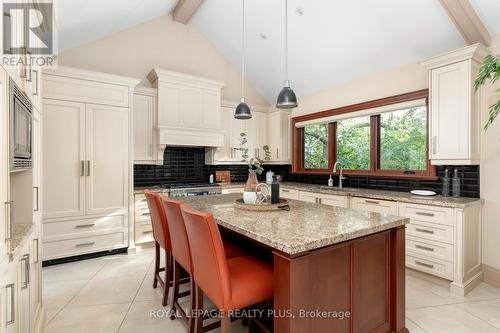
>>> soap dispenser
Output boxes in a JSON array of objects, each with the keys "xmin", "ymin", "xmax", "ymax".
[
  {"xmin": 328, "ymin": 174, "xmax": 333, "ymax": 187},
  {"xmin": 452, "ymin": 169, "xmax": 461, "ymax": 197}
]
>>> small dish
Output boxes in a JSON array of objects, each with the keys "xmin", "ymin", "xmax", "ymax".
[{"xmin": 410, "ymin": 190, "xmax": 437, "ymax": 196}]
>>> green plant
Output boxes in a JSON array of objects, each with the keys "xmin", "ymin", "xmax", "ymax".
[
  {"xmin": 475, "ymin": 55, "xmax": 500, "ymax": 130},
  {"xmin": 238, "ymin": 132, "xmax": 271, "ymax": 174}
]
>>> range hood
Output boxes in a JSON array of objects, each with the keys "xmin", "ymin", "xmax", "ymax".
[{"xmin": 147, "ymin": 68, "xmax": 225, "ymax": 148}]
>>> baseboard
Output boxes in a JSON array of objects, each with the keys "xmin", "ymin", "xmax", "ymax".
[
  {"xmin": 450, "ymin": 271, "xmax": 483, "ymax": 296},
  {"xmin": 483, "ymin": 264, "xmax": 500, "ymax": 289}
]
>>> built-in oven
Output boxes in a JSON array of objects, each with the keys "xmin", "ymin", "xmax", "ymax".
[{"xmin": 10, "ymin": 78, "xmax": 33, "ymax": 170}]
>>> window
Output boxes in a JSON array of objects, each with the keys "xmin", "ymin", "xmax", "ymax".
[
  {"xmin": 304, "ymin": 123, "xmax": 329, "ymax": 169},
  {"xmin": 337, "ymin": 116, "xmax": 370, "ymax": 170},
  {"xmin": 380, "ymin": 106, "xmax": 427, "ymax": 171},
  {"xmin": 292, "ymin": 90, "xmax": 435, "ymax": 179}
]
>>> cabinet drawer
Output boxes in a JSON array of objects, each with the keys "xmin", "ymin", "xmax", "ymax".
[
  {"xmin": 280, "ymin": 187, "xmax": 299, "ymax": 200},
  {"xmin": 406, "ymin": 254, "xmax": 453, "ymax": 280},
  {"xmin": 317, "ymin": 193, "xmax": 348, "ymax": 208},
  {"xmin": 299, "ymin": 191, "xmax": 319, "ymax": 203},
  {"xmin": 43, "ymin": 232, "xmax": 126, "ymax": 260},
  {"xmin": 222, "ymin": 187, "xmax": 244, "ymax": 194},
  {"xmin": 351, "ymin": 197, "xmax": 398, "ymax": 215},
  {"xmin": 406, "ymin": 236, "xmax": 453, "ymax": 262},
  {"xmin": 406, "ymin": 220, "xmax": 454, "ymax": 244},
  {"xmin": 399, "ymin": 203, "xmax": 454, "ymax": 226},
  {"xmin": 43, "ymin": 215, "xmax": 125, "ymax": 238},
  {"xmin": 135, "ymin": 223, "xmax": 154, "ymax": 244}
]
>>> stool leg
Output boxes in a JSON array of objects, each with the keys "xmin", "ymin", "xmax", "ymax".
[
  {"xmin": 153, "ymin": 242, "xmax": 160, "ymax": 288},
  {"xmin": 162, "ymin": 250, "xmax": 172, "ymax": 306},
  {"xmin": 195, "ymin": 284, "xmax": 204, "ymax": 333},
  {"xmin": 221, "ymin": 311, "xmax": 231, "ymax": 333},
  {"xmin": 188, "ymin": 278, "xmax": 195, "ymax": 333},
  {"xmin": 170, "ymin": 260, "xmax": 180, "ymax": 320}
]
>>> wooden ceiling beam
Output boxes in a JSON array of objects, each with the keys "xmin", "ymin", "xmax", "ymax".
[
  {"xmin": 439, "ymin": 0, "xmax": 491, "ymax": 46},
  {"xmin": 172, "ymin": 0, "xmax": 205, "ymax": 24}
]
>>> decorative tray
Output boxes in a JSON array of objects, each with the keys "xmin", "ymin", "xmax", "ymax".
[{"xmin": 234, "ymin": 198, "xmax": 290, "ymax": 211}]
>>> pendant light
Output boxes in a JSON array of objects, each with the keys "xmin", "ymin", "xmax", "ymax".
[
  {"xmin": 276, "ymin": 0, "xmax": 298, "ymax": 109},
  {"xmin": 235, "ymin": 0, "xmax": 252, "ymax": 119}
]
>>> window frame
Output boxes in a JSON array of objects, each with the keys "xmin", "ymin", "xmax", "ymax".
[{"xmin": 292, "ymin": 89, "xmax": 436, "ymax": 180}]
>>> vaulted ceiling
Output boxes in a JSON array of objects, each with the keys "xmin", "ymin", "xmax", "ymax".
[{"xmin": 58, "ymin": 0, "xmax": 500, "ymax": 104}]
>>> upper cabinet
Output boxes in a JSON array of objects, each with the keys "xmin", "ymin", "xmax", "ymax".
[
  {"xmin": 133, "ymin": 87, "xmax": 159, "ymax": 164},
  {"xmin": 422, "ymin": 44, "xmax": 488, "ymax": 165},
  {"xmin": 269, "ymin": 110, "xmax": 292, "ymax": 164},
  {"xmin": 147, "ymin": 69, "xmax": 225, "ymax": 148}
]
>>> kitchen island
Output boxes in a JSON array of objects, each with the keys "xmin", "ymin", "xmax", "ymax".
[{"xmin": 183, "ymin": 193, "xmax": 409, "ymax": 333}]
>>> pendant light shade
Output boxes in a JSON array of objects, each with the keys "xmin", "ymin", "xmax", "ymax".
[
  {"xmin": 235, "ymin": 0, "xmax": 251, "ymax": 119},
  {"xmin": 276, "ymin": 0, "xmax": 298, "ymax": 109},
  {"xmin": 235, "ymin": 97, "xmax": 252, "ymax": 119}
]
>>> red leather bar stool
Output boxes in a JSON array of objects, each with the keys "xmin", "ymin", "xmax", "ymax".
[
  {"xmin": 144, "ymin": 190, "xmax": 172, "ymax": 306},
  {"xmin": 161, "ymin": 197, "xmax": 246, "ymax": 333},
  {"xmin": 181, "ymin": 204, "xmax": 274, "ymax": 333}
]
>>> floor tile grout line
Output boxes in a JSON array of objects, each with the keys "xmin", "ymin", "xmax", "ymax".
[
  {"xmin": 44, "ymin": 307, "xmax": 64, "ymax": 328},
  {"xmin": 456, "ymin": 301, "xmax": 500, "ymax": 330},
  {"xmin": 406, "ymin": 317, "xmax": 429, "ymax": 333},
  {"xmin": 116, "ymin": 268, "xmax": 150, "ymax": 333},
  {"xmin": 407, "ymin": 296, "xmax": 500, "ymax": 311}
]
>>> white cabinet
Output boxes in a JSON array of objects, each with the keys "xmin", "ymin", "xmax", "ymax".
[
  {"xmin": 269, "ymin": 110, "xmax": 292, "ymax": 164},
  {"xmin": 298, "ymin": 191, "xmax": 348, "ymax": 208},
  {"xmin": 2, "ymin": 262, "xmax": 18, "ymax": 333},
  {"xmin": 17, "ymin": 251, "xmax": 30, "ymax": 333},
  {"xmin": 42, "ymin": 67, "xmax": 138, "ymax": 260},
  {"xmin": 280, "ymin": 187, "xmax": 299, "ymax": 200},
  {"xmin": 133, "ymin": 87, "xmax": 158, "ymax": 164},
  {"xmin": 0, "ymin": 67, "xmax": 10, "ymax": 263},
  {"xmin": 350, "ymin": 197, "xmax": 398, "ymax": 215},
  {"xmin": 422, "ymin": 44, "xmax": 487, "ymax": 165}
]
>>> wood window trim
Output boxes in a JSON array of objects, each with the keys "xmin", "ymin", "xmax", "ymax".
[{"xmin": 292, "ymin": 89, "xmax": 437, "ymax": 180}]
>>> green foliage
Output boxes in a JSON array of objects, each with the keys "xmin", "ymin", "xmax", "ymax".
[
  {"xmin": 380, "ymin": 107, "xmax": 426, "ymax": 170},
  {"xmin": 238, "ymin": 132, "xmax": 271, "ymax": 175},
  {"xmin": 475, "ymin": 55, "xmax": 500, "ymax": 130},
  {"xmin": 337, "ymin": 117, "xmax": 370, "ymax": 170},
  {"xmin": 304, "ymin": 124, "xmax": 328, "ymax": 169}
]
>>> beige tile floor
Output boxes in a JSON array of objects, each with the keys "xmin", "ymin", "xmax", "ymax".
[{"xmin": 43, "ymin": 247, "xmax": 500, "ymax": 333}]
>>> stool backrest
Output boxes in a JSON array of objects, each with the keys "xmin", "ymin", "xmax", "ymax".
[
  {"xmin": 181, "ymin": 204, "xmax": 231, "ymax": 308},
  {"xmin": 161, "ymin": 196, "xmax": 192, "ymax": 273},
  {"xmin": 144, "ymin": 190, "xmax": 170, "ymax": 250}
]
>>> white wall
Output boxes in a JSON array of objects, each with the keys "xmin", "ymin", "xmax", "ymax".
[
  {"xmin": 480, "ymin": 35, "xmax": 500, "ymax": 271},
  {"xmin": 58, "ymin": 14, "xmax": 269, "ymax": 107}
]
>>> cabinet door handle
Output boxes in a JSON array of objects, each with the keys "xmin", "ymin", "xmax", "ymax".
[
  {"xmin": 3, "ymin": 13, "xmax": 12, "ymax": 54},
  {"xmin": 21, "ymin": 254, "xmax": 29, "ymax": 289},
  {"xmin": 365, "ymin": 200, "xmax": 380, "ymax": 204},
  {"xmin": 432, "ymin": 136, "xmax": 437, "ymax": 155},
  {"xmin": 33, "ymin": 186, "xmax": 39, "ymax": 211},
  {"xmin": 86, "ymin": 160, "xmax": 90, "ymax": 176},
  {"xmin": 20, "ymin": 46, "xmax": 27, "ymax": 78},
  {"xmin": 75, "ymin": 242, "xmax": 95, "ymax": 247},
  {"xmin": 80, "ymin": 160, "xmax": 85, "ymax": 177},
  {"xmin": 142, "ymin": 231, "xmax": 153, "ymax": 235},
  {"xmin": 415, "ymin": 228, "xmax": 434, "ymax": 234},
  {"xmin": 415, "ymin": 260, "xmax": 434, "ymax": 269},
  {"xmin": 4, "ymin": 201, "xmax": 13, "ymax": 241},
  {"xmin": 416, "ymin": 211, "xmax": 434, "ymax": 217},
  {"xmin": 415, "ymin": 244, "xmax": 435, "ymax": 252},
  {"xmin": 282, "ymin": 189, "xmax": 290, "ymax": 193},
  {"xmin": 75, "ymin": 223, "xmax": 95, "ymax": 229},
  {"xmin": 276, "ymin": 148, "xmax": 279, "ymax": 159},
  {"xmin": 5, "ymin": 283, "xmax": 15, "ymax": 325},
  {"xmin": 26, "ymin": 51, "xmax": 32, "ymax": 82},
  {"xmin": 33, "ymin": 238, "xmax": 39, "ymax": 263}
]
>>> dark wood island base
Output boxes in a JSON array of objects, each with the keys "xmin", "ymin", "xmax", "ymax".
[{"xmin": 273, "ymin": 226, "xmax": 407, "ymax": 333}]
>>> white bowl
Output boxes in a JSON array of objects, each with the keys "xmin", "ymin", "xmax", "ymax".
[{"xmin": 243, "ymin": 191, "xmax": 257, "ymax": 204}]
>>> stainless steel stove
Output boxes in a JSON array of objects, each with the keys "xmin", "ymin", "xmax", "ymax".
[{"xmin": 165, "ymin": 182, "xmax": 222, "ymax": 198}]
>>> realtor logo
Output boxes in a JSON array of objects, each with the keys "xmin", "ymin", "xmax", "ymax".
[{"xmin": 2, "ymin": 1, "xmax": 56, "ymax": 67}]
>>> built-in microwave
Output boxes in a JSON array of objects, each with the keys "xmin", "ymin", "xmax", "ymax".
[{"xmin": 9, "ymin": 78, "xmax": 33, "ymax": 170}]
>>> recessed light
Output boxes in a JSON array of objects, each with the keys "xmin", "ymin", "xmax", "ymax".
[
  {"xmin": 259, "ymin": 33, "xmax": 267, "ymax": 40},
  {"xmin": 295, "ymin": 7, "xmax": 304, "ymax": 16}
]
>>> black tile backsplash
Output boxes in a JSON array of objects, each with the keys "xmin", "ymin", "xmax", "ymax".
[{"xmin": 134, "ymin": 147, "xmax": 480, "ymax": 198}]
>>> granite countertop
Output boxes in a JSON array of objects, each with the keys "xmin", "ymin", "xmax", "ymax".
[
  {"xmin": 219, "ymin": 181, "xmax": 481, "ymax": 209},
  {"xmin": 9, "ymin": 223, "xmax": 34, "ymax": 255},
  {"xmin": 181, "ymin": 193, "xmax": 408, "ymax": 256},
  {"xmin": 134, "ymin": 186, "xmax": 170, "ymax": 195}
]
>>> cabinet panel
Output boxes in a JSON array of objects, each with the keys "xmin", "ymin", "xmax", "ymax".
[
  {"xmin": 133, "ymin": 93, "xmax": 155, "ymax": 162},
  {"xmin": 299, "ymin": 192, "xmax": 319, "ymax": 203},
  {"xmin": 1, "ymin": 68, "xmax": 9, "ymax": 261},
  {"xmin": 182, "ymin": 88, "xmax": 201, "ymax": 127},
  {"xmin": 85, "ymin": 104, "xmax": 128, "ymax": 215},
  {"xmin": 202, "ymin": 91, "xmax": 221, "ymax": 129},
  {"xmin": 280, "ymin": 187, "xmax": 299, "ymax": 200},
  {"xmin": 157, "ymin": 82, "xmax": 181, "ymax": 125},
  {"xmin": 430, "ymin": 61, "xmax": 469, "ymax": 160},
  {"xmin": 42, "ymin": 99, "xmax": 86, "ymax": 220}
]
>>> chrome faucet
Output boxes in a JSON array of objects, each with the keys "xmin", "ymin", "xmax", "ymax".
[{"xmin": 333, "ymin": 162, "xmax": 347, "ymax": 189}]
